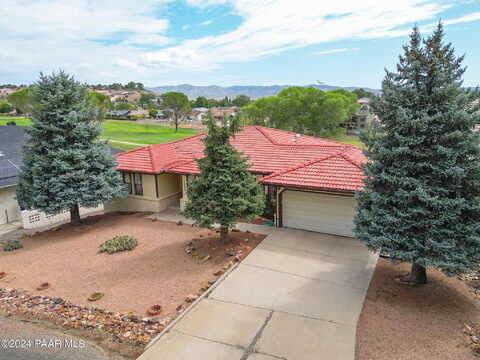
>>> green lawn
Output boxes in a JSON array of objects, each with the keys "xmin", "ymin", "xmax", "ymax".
[
  {"xmin": 0, "ymin": 118, "xmax": 200, "ymax": 151},
  {"xmin": 333, "ymin": 135, "xmax": 366, "ymax": 148},
  {"xmin": 102, "ymin": 121, "xmax": 199, "ymax": 146},
  {"xmin": 0, "ymin": 117, "xmax": 32, "ymax": 126},
  {"xmin": 1, "ymin": 117, "xmax": 364, "ymax": 150}
]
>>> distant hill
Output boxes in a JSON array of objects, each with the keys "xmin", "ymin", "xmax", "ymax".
[{"xmin": 148, "ymin": 84, "xmax": 381, "ymax": 100}]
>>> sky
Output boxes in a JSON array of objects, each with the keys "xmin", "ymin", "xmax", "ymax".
[{"xmin": 0, "ymin": 0, "xmax": 479, "ymax": 89}]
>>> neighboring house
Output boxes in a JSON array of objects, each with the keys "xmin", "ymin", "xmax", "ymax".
[
  {"xmin": 130, "ymin": 109, "xmax": 149, "ymax": 118},
  {"xmin": 209, "ymin": 107, "xmax": 239, "ymax": 120},
  {"xmin": 0, "ymin": 125, "xmax": 123, "ymax": 226},
  {"xmin": 345, "ymin": 97, "xmax": 378, "ymax": 134},
  {"xmin": 188, "ymin": 108, "xmax": 209, "ymax": 122},
  {"xmin": 107, "ymin": 110, "xmax": 132, "ymax": 118},
  {"xmin": 111, "ymin": 126, "xmax": 366, "ymax": 237},
  {"xmin": 0, "ymin": 88, "xmax": 16, "ymax": 96}
]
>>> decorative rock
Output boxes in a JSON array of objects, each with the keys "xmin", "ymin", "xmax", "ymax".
[
  {"xmin": 185, "ymin": 294, "xmax": 198, "ymax": 303},
  {"xmin": 0, "ymin": 287, "xmax": 167, "ymax": 346}
]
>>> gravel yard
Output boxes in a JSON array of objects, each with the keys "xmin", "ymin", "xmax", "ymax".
[
  {"xmin": 0, "ymin": 213, "xmax": 264, "ymax": 319},
  {"xmin": 357, "ymin": 258, "xmax": 480, "ymax": 360}
]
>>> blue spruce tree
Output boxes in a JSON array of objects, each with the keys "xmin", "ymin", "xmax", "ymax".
[
  {"xmin": 17, "ymin": 71, "xmax": 128, "ymax": 225},
  {"xmin": 354, "ymin": 24, "xmax": 480, "ymax": 284}
]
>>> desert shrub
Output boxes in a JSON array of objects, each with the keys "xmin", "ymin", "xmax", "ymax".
[
  {"xmin": 3, "ymin": 239, "xmax": 23, "ymax": 251},
  {"xmin": 99, "ymin": 235, "xmax": 138, "ymax": 254}
]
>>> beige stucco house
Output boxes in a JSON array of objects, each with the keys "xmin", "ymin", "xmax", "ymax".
[{"xmin": 111, "ymin": 126, "xmax": 366, "ymax": 237}]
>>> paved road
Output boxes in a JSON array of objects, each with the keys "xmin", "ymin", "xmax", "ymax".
[
  {"xmin": 0, "ymin": 315, "xmax": 109, "ymax": 360},
  {"xmin": 139, "ymin": 225, "xmax": 378, "ymax": 360}
]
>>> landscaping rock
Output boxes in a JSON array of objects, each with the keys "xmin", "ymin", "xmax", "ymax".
[
  {"xmin": 0, "ymin": 288, "xmax": 168, "ymax": 346},
  {"xmin": 185, "ymin": 294, "xmax": 198, "ymax": 303}
]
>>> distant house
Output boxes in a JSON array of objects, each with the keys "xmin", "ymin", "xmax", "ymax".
[
  {"xmin": 345, "ymin": 98, "xmax": 378, "ymax": 134},
  {"xmin": 130, "ymin": 109, "xmax": 149, "ymax": 118},
  {"xmin": 188, "ymin": 107, "xmax": 209, "ymax": 122},
  {"xmin": 209, "ymin": 107, "xmax": 239, "ymax": 120},
  {"xmin": 0, "ymin": 88, "xmax": 16, "ymax": 96},
  {"xmin": 0, "ymin": 126, "xmax": 123, "ymax": 226},
  {"xmin": 107, "ymin": 110, "xmax": 132, "ymax": 118}
]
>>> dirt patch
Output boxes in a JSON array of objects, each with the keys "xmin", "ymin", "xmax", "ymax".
[
  {"xmin": 356, "ymin": 258, "xmax": 479, "ymax": 360},
  {"xmin": 0, "ymin": 212, "xmax": 265, "ymax": 357}
]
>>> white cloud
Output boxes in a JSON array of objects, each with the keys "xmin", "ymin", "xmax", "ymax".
[
  {"xmin": 142, "ymin": 0, "xmax": 480, "ymax": 71},
  {"xmin": 443, "ymin": 11, "xmax": 480, "ymax": 25},
  {"xmin": 1, "ymin": 0, "xmax": 479, "ymax": 85},
  {"xmin": 200, "ymin": 20, "xmax": 213, "ymax": 26},
  {"xmin": 315, "ymin": 48, "xmax": 359, "ymax": 55}
]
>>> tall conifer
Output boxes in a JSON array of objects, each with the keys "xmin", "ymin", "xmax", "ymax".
[
  {"xmin": 355, "ymin": 24, "xmax": 480, "ymax": 284},
  {"xmin": 17, "ymin": 71, "xmax": 127, "ymax": 224}
]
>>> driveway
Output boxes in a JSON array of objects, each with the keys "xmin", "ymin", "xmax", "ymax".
[{"xmin": 138, "ymin": 227, "xmax": 378, "ymax": 360}]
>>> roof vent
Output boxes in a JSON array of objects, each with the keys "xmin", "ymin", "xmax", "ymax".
[{"xmin": 292, "ymin": 134, "xmax": 301, "ymax": 142}]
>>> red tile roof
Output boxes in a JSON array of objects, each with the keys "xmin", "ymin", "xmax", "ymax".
[{"xmin": 115, "ymin": 126, "xmax": 367, "ymax": 192}]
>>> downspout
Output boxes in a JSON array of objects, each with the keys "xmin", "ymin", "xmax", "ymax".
[{"xmin": 276, "ymin": 188, "xmax": 286, "ymax": 228}]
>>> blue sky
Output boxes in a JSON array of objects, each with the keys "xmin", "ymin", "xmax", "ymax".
[{"xmin": 0, "ymin": 0, "xmax": 479, "ymax": 89}]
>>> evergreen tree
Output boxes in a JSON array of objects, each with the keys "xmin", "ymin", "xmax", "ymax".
[
  {"xmin": 17, "ymin": 71, "xmax": 128, "ymax": 225},
  {"xmin": 354, "ymin": 24, "xmax": 480, "ymax": 284},
  {"xmin": 183, "ymin": 116, "xmax": 265, "ymax": 242}
]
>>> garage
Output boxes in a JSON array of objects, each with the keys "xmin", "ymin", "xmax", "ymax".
[{"xmin": 282, "ymin": 190, "xmax": 356, "ymax": 237}]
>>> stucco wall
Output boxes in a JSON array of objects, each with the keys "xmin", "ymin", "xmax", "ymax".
[
  {"xmin": 105, "ymin": 173, "xmax": 181, "ymax": 213},
  {"xmin": 0, "ymin": 186, "xmax": 21, "ymax": 225}
]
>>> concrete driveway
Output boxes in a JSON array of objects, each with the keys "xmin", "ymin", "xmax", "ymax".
[{"xmin": 139, "ymin": 227, "xmax": 378, "ymax": 360}]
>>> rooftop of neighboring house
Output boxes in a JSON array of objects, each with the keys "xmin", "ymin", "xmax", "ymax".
[
  {"xmin": 115, "ymin": 126, "xmax": 367, "ymax": 192},
  {"xmin": 0, "ymin": 125, "xmax": 123, "ymax": 189},
  {"xmin": 357, "ymin": 97, "xmax": 370, "ymax": 105}
]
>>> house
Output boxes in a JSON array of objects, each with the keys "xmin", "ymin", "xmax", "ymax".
[
  {"xmin": 129, "ymin": 109, "xmax": 149, "ymax": 118},
  {"xmin": 345, "ymin": 97, "xmax": 378, "ymax": 134},
  {"xmin": 110, "ymin": 126, "xmax": 366, "ymax": 237},
  {"xmin": 0, "ymin": 125, "xmax": 123, "ymax": 226},
  {"xmin": 0, "ymin": 88, "xmax": 16, "ymax": 96},
  {"xmin": 188, "ymin": 108, "xmax": 209, "ymax": 122},
  {"xmin": 107, "ymin": 110, "xmax": 132, "ymax": 118},
  {"xmin": 209, "ymin": 107, "xmax": 239, "ymax": 120}
]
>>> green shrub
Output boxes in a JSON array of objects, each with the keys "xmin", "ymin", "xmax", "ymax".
[
  {"xmin": 3, "ymin": 239, "xmax": 23, "ymax": 251},
  {"xmin": 99, "ymin": 235, "xmax": 138, "ymax": 254}
]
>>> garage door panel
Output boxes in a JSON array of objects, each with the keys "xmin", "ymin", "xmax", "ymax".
[{"xmin": 283, "ymin": 191, "xmax": 355, "ymax": 237}]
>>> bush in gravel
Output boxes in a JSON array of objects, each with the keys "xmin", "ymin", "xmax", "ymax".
[
  {"xmin": 99, "ymin": 235, "xmax": 138, "ymax": 254},
  {"xmin": 3, "ymin": 239, "xmax": 23, "ymax": 251}
]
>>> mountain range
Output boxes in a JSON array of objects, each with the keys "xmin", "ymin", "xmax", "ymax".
[{"xmin": 148, "ymin": 84, "xmax": 380, "ymax": 99}]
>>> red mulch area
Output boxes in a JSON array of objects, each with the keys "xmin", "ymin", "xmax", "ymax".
[
  {"xmin": 357, "ymin": 258, "xmax": 480, "ymax": 360},
  {"xmin": 0, "ymin": 212, "xmax": 265, "ymax": 324}
]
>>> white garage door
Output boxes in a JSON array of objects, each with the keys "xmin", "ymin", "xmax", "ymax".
[{"xmin": 282, "ymin": 190, "xmax": 356, "ymax": 237}]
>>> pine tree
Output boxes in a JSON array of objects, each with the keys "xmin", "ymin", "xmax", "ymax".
[
  {"xmin": 17, "ymin": 71, "xmax": 128, "ymax": 225},
  {"xmin": 183, "ymin": 116, "xmax": 265, "ymax": 242},
  {"xmin": 354, "ymin": 23, "xmax": 480, "ymax": 284}
]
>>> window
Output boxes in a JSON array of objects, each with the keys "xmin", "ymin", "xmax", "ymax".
[
  {"xmin": 123, "ymin": 172, "xmax": 132, "ymax": 194},
  {"xmin": 134, "ymin": 173, "xmax": 143, "ymax": 196}
]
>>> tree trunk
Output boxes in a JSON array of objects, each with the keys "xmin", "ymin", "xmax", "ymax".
[
  {"xmin": 174, "ymin": 113, "xmax": 178, "ymax": 133},
  {"xmin": 70, "ymin": 204, "xmax": 81, "ymax": 225},
  {"xmin": 220, "ymin": 227, "xmax": 229, "ymax": 243},
  {"xmin": 409, "ymin": 262, "xmax": 427, "ymax": 285}
]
